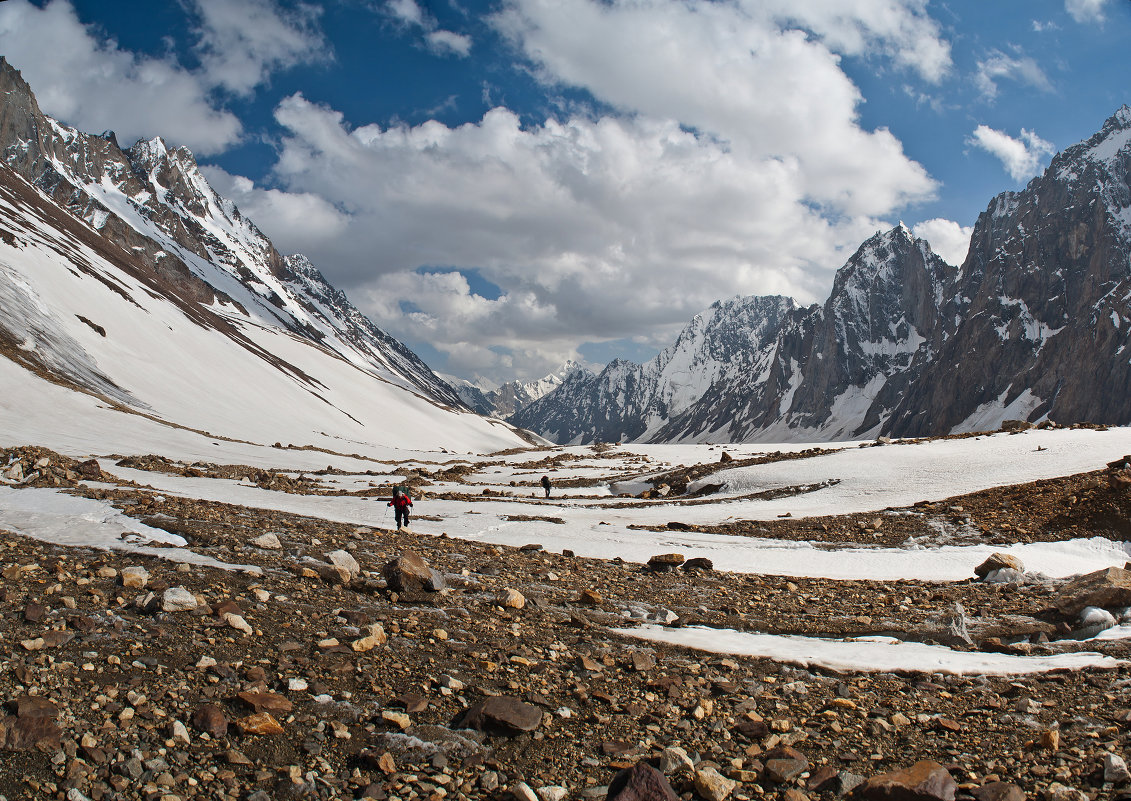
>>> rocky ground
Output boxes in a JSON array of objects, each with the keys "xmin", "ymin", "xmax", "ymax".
[{"xmin": 3, "ymin": 442, "xmax": 1131, "ymax": 801}]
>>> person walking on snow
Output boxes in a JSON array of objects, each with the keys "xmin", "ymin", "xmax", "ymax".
[
  {"xmin": 389, "ymin": 487, "xmax": 413, "ymax": 529},
  {"xmin": 541, "ymin": 475, "xmax": 551, "ymax": 498}
]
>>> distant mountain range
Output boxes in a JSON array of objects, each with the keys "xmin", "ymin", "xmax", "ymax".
[
  {"xmin": 0, "ymin": 58, "xmax": 529, "ymax": 453},
  {"xmin": 448, "ymin": 360, "xmax": 594, "ymax": 418},
  {"xmin": 513, "ymin": 106, "xmax": 1131, "ymax": 444}
]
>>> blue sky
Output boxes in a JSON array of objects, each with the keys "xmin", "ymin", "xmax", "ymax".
[{"xmin": 0, "ymin": 0, "xmax": 1128, "ymax": 385}]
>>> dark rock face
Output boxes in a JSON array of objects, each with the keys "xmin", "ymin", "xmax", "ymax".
[
  {"xmin": 515, "ymin": 107, "xmax": 1131, "ymax": 444},
  {"xmin": 0, "ymin": 56, "xmax": 464, "ymax": 411}
]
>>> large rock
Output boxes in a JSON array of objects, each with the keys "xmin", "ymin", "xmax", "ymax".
[
  {"xmin": 858, "ymin": 760, "xmax": 956, "ymax": 801},
  {"xmin": 454, "ymin": 696, "xmax": 542, "ymax": 736},
  {"xmin": 326, "ymin": 549, "xmax": 361, "ymax": 580},
  {"xmin": 161, "ymin": 587, "xmax": 199, "ymax": 612},
  {"xmin": 974, "ymin": 553, "xmax": 1024, "ymax": 579},
  {"xmin": 1054, "ymin": 567, "xmax": 1131, "ymax": 615},
  {"xmin": 971, "ymin": 783, "xmax": 1025, "ymax": 801},
  {"xmin": 383, "ymin": 551, "xmax": 445, "ymax": 593},
  {"xmin": 606, "ymin": 762, "xmax": 678, "ymax": 801},
  {"xmin": 647, "ymin": 553, "xmax": 685, "ymax": 572},
  {"xmin": 694, "ymin": 767, "xmax": 736, "ymax": 801}
]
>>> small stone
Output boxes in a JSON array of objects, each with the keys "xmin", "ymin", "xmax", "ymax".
[
  {"xmin": 381, "ymin": 711, "xmax": 411, "ymax": 730},
  {"xmin": 648, "ymin": 553, "xmax": 685, "ymax": 571},
  {"xmin": 1040, "ymin": 729, "xmax": 1060, "ymax": 752},
  {"xmin": 607, "ymin": 762, "xmax": 678, "ymax": 801},
  {"xmin": 1104, "ymin": 753, "xmax": 1131, "ymax": 784},
  {"xmin": 223, "ymin": 613, "xmax": 253, "ymax": 635},
  {"xmin": 251, "ymin": 533, "xmax": 282, "ymax": 550},
  {"xmin": 974, "ymin": 553, "xmax": 1024, "ymax": 579},
  {"xmin": 537, "ymin": 787, "xmax": 569, "ymax": 801},
  {"xmin": 191, "ymin": 704, "xmax": 229, "ymax": 737},
  {"xmin": 161, "ymin": 587, "xmax": 199, "ymax": 612},
  {"xmin": 575, "ymin": 589, "xmax": 603, "ymax": 605},
  {"xmin": 170, "ymin": 721, "xmax": 191, "ymax": 744},
  {"xmin": 455, "ymin": 696, "xmax": 542, "ymax": 735},
  {"xmin": 510, "ymin": 782, "xmax": 538, "ymax": 801},
  {"xmin": 352, "ymin": 623, "xmax": 388, "ymax": 652},
  {"xmin": 326, "ymin": 549, "xmax": 361, "ymax": 579},
  {"xmin": 120, "ymin": 567, "xmax": 149, "ymax": 589},
  {"xmin": 236, "ymin": 692, "xmax": 293, "ymax": 714},
  {"xmin": 694, "ymin": 766, "xmax": 737, "ymax": 801},
  {"xmin": 235, "ymin": 713, "xmax": 284, "ymax": 735},
  {"xmin": 858, "ymin": 760, "xmax": 956, "ymax": 801},
  {"xmin": 383, "ymin": 551, "xmax": 445, "ymax": 592},
  {"xmin": 498, "ymin": 588, "xmax": 526, "ymax": 609},
  {"xmin": 972, "ymin": 783, "xmax": 1026, "ymax": 801}
]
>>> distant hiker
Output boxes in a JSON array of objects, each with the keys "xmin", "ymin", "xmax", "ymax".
[
  {"xmin": 541, "ymin": 475, "xmax": 551, "ymax": 498},
  {"xmin": 389, "ymin": 486, "xmax": 413, "ymax": 529}
]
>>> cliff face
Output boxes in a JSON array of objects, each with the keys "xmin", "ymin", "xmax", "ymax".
[{"xmin": 514, "ymin": 107, "xmax": 1131, "ymax": 444}]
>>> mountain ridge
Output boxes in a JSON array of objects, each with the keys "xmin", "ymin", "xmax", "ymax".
[{"xmin": 513, "ymin": 106, "xmax": 1131, "ymax": 444}]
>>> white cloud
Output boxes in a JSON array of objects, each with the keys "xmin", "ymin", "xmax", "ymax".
[
  {"xmin": 975, "ymin": 50, "xmax": 1053, "ymax": 100},
  {"xmin": 912, "ymin": 218, "xmax": 973, "ymax": 266},
  {"xmin": 191, "ymin": 0, "xmax": 330, "ymax": 96},
  {"xmin": 491, "ymin": 0, "xmax": 938, "ymax": 216},
  {"xmin": 0, "ymin": 0, "xmax": 329, "ymax": 153},
  {"xmin": 426, "ymin": 30, "xmax": 472, "ymax": 57},
  {"xmin": 967, "ymin": 125, "xmax": 1056, "ymax": 182},
  {"xmin": 219, "ymin": 84, "xmax": 933, "ymax": 382},
  {"xmin": 1065, "ymin": 0, "xmax": 1110, "ymax": 23},
  {"xmin": 385, "ymin": 0, "xmax": 472, "ymax": 58},
  {"xmin": 752, "ymin": 0, "xmax": 953, "ymax": 83},
  {"xmin": 0, "ymin": 0, "xmax": 241, "ymax": 154},
  {"xmin": 387, "ymin": 0, "xmax": 426, "ymax": 27}
]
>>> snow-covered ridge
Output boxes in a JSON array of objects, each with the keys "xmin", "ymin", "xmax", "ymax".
[{"xmin": 0, "ymin": 58, "xmax": 527, "ymax": 453}]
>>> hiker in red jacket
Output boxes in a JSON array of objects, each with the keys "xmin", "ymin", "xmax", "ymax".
[{"xmin": 388, "ymin": 487, "xmax": 413, "ymax": 530}]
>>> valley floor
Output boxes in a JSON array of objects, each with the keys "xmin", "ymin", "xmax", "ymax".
[{"xmin": 2, "ymin": 426, "xmax": 1131, "ymax": 801}]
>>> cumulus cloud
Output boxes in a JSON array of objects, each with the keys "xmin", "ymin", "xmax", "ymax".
[
  {"xmin": 967, "ymin": 125, "xmax": 1056, "ymax": 182},
  {"xmin": 1065, "ymin": 0, "xmax": 1110, "ymax": 23},
  {"xmin": 491, "ymin": 0, "xmax": 938, "ymax": 216},
  {"xmin": 0, "ymin": 0, "xmax": 329, "ymax": 153},
  {"xmin": 753, "ymin": 0, "xmax": 952, "ymax": 83},
  {"xmin": 0, "ymin": 0, "xmax": 241, "ymax": 154},
  {"xmin": 912, "ymin": 218, "xmax": 974, "ymax": 266},
  {"xmin": 975, "ymin": 50, "xmax": 1053, "ymax": 99},
  {"xmin": 384, "ymin": 0, "xmax": 472, "ymax": 57},
  {"xmin": 219, "ymin": 82, "xmax": 933, "ymax": 382},
  {"xmin": 191, "ymin": 0, "xmax": 330, "ymax": 96}
]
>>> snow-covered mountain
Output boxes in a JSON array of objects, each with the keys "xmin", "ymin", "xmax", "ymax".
[
  {"xmin": 0, "ymin": 59, "xmax": 528, "ymax": 453},
  {"xmin": 450, "ymin": 360, "xmax": 594, "ymax": 418},
  {"xmin": 515, "ymin": 106, "xmax": 1131, "ymax": 444}
]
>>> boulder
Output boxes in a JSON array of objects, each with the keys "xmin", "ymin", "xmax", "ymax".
[
  {"xmin": 971, "ymin": 783, "xmax": 1025, "ymax": 801},
  {"xmin": 858, "ymin": 760, "xmax": 956, "ymax": 801},
  {"xmin": 498, "ymin": 588, "xmax": 526, "ymax": 609},
  {"xmin": 682, "ymin": 557, "xmax": 714, "ymax": 571},
  {"xmin": 383, "ymin": 551, "xmax": 445, "ymax": 593},
  {"xmin": 326, "ymin": 549, "xmax": 361, "ymax": 580},
  {"xmin": 120, "ymin": 566, "xmax": 149, "ymax": 589},
  {"xmin": 975, "ymin": 553, "xmax": 1024, "ymax": 578},
  {"xmin": 251, "ymin": 533, "xmax": 282, "ymax": 550},
  {"xmin": 606, "ymin": 762, "xmax": 678, "ymax": 801},
  {"xmin": 694, "ymin": 766, "xmax": 736, "ymax": 801},
  {"xmin": 236, "ymin": 712, "xmax": 284, "ymax": 735},
  {"xmin": 454, "ymin": 696, "xmax": 542, "ymax": 736},
  {"xmin": 191, "ymin": 704, "xmax": 229, "ymax": 737},
  {"xmin": 648, "ymin": 553, "xmax": 685, "ymax": 572},
  {"xmin": 161, "ymin": 587, "xmax": 199, "ymax": 612},
  {"xmin": 1054, "ymin": 567, "xmax": 1131, "ymax": 615}
]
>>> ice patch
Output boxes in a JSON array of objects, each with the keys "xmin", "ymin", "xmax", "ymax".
[{"xmin": 616, "ymin": 624, "xmax": 1125, "ymax": 675}]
